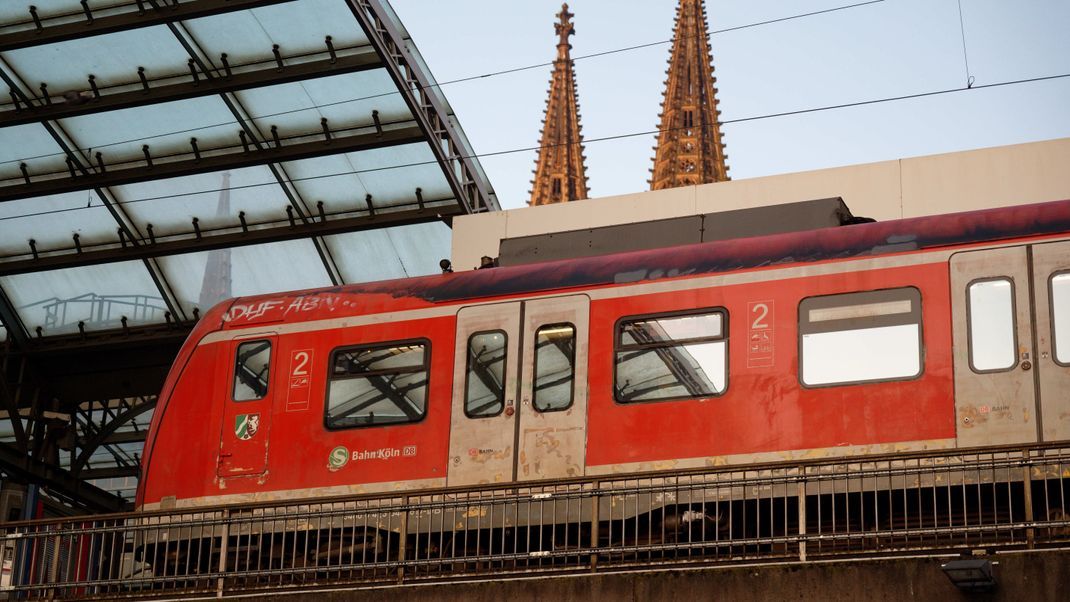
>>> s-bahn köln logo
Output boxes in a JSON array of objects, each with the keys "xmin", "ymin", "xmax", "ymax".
[
  {"xmin": 234, "ymin": 414, "xmax": 260, "ymax": 440},
  {"xmin": 328, "ymin": 445, "xmax": 418, "ymax": 470}
]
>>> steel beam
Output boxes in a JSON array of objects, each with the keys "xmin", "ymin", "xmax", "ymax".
[
  {"xmin": 0, "ymin": 440, "xmax": 126, "ymax": 512},
  {"xmin": 0, "ymin": 49, "xmax": 382, "ymax": 128},
  {"xmin": 0, "ymin": 286, "xmax": 28, "ymax": 346},
  {"xmin": 71, "ymin": 397, "xmax": 155, "ymax": 475},
  {"xmin": 0, "ymin": 0, "xmax": 297, "ymax": 53},
  {"xmin": 0, "ymin": 123, "xmax": 424, "ymax": 203},
  {"xmin": 0, "ymin": 202, "xmax": 459, "ymax": 275},
  {"xmin": 346, "ymin": 0, "xmax": 499, "ymax": 214},
  {"xmin": 79, "ymin": 466, "xmax": 139, "ymax": 480}
]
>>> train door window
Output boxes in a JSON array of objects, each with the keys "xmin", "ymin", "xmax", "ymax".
[
  {"xmin": 799, "ymin": 288, "xmax": 922, "ymax": 387},
  {"xmin": 325, "ymin": 341, "xmax": 428, "ymax": 429},
  {"xmin": 465, "ymin": 331, "xmax": 508, "ymax": 417},
  {"xmin": 233, "ymin": 340, "xmax": 272, "ymax": 401},
  {"xmin": 615, "ymin": 309, "xmax": 727, "ymax": 403},
  {"xmin": 1052, "ymin": 272, "xmax": 1070, "ymax": 365},
  {"xmin": 533, "ymin": 323, "xmax": 576, "ymax": 412},
  {"xmin": 967, "ymin": 278, "xmax": 1017, "ymax": 372}
]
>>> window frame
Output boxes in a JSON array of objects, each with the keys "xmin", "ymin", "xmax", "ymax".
[
  {"xmin": 1049, "ymin": 270, "xmax": 1070, "ymax": 367},
  {"xmin": 613, "ymin": 307, "xmax": 730, "ymax": 404},
  {"xmin": 531, "ymin": 322, "xmax": 577, "ymax": 413},
  {"xmin": 231, "ymin": 339, "xmax": 273, "ymax": 402},
  {"xmin": 797, "ymin": 286, "xmax": 924, "ymax": 389},
  {"xmin": 965, "ymin": 276, "xmax": 1019, "ymax": 374},
  {"xmin": 464, "ymin": 329, "xmax": 509, "ymax": 419},
  {"xmin": 323, "ymin": 337, "xmax": 431, "ymax": 431}
]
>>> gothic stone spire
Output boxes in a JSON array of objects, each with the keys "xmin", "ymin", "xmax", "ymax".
[
  {"xmin": 529, "ymin": 3, "xmax": 589, "ymax": 206},
  {"xmin": 650, "ymin": 0, "xmax": 729, "ymax": 190}
]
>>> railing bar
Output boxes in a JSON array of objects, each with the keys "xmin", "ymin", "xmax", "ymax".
[{"xmin": 12, "ymin": 517, "xmax": 1070, "ymax": 593}]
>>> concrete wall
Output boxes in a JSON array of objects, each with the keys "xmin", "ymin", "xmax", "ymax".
[
  {"xmin": 258, "ymin": 550, "xmax": 1068, "ymax": 602},
  {"xmin": 452, "ymin": 138, "xmax": 1070, "ymax": 271}
]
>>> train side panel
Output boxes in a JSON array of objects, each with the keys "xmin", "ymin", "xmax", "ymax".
[
  {"xmin": 142, "ymin": 315, "xmax": 455, "ymax": 508},
  {"xmin": 585, "ymin": 261, "xmax": 955, "ymax": 470}
]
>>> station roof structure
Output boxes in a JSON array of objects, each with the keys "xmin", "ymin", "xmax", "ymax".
[{"xmin": 0, "ymin": 0, "xmax": 498, "ymax": 513}]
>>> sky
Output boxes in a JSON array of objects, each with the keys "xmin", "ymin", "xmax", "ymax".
[{"xmin": 390, "ymin": 0, "xmax": 1070, "ymax": 210}]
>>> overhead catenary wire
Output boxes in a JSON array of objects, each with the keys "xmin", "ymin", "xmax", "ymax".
[
  {"xmin": 0, "ymin": 0, "xmax": 887, "ymax": 168},
  {"xmin": 2, "ymin": 70, "xmax": 1067, "ymax": 224}
]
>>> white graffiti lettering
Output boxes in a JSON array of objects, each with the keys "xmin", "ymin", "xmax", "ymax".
[
  {"xmin": 283, "ymin": 295, "xmax": 339, "ymax": 316},
  {"xmin": 223, "ymin": 300, "xmax": 284, "ymax": 322}
]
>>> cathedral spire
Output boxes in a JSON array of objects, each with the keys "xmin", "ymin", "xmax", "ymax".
[
  {"xmin": 650, "ymin": 0, "xmax": 729, "ymax": 190},
  {"xmin": 529, "ymin": 3, "xmax": 589, "ymax": 206},
  {"xmin": 197, "ymin": 172, "xmax": 233, "ymax": 312}
]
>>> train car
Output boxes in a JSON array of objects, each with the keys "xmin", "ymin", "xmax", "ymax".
[{"xmin": 137, "ymin": 198, "xmax": 1070, "ymax": 516}]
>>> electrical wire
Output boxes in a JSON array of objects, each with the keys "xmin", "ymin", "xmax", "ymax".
[
  {"xmin": 0, "ymin": 0, "xmax": 887, "ymax": 168},
  {"xmin": 2, "ymin": 70, "xmax": 1067, "ymax": 223}
]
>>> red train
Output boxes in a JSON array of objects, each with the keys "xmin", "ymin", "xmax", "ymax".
[{"xmin": 137, "ymin": 199, "xmax": 1070, "ymax": 511}]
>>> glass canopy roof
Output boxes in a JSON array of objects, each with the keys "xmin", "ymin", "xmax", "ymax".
[{"xmin": 0, "ymin": 0, "xmax": 498, "ymax": 343}]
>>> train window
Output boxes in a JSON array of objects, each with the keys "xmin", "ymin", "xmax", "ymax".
[
  {"xmin": 799, "ymin": 288, "xmax": 922, "ymax": 387},
  {"xmin": 533, "ymin": 323, "xmax": 576, "ymax": 412},
  {"xmin": 325, "ymin": 341, "xmax": 428, "ymax": 429},
  {"xmin": 1051, "ymin": 272, "xmax": 1069, "ymax": 365},
  {"xmin": 233, "ymin": 340, "xmax": 272, "ymax": 401},
  {"xmin": 465, "ymin": 331, "xmax": 508, "ymax": 418},
  {"xmin": 615, "ymin": 309, "xmax": 727, "ymax": 403},
  {"xmin": 967, "ymin": 278, "xmax": 1017, "ymax": 372}
]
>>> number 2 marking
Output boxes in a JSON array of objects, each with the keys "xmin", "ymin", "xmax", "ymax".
[
  {"xmin": 751, "ymin": 303, "xmax": 770, "ymax": 329},
  {"xmin": 292, "ymin": 351, "xmax": 310, "ymax": 376}
]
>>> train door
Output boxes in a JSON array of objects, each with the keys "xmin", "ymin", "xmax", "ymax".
[
  {"xmin": 951, "ymin": 242, "xmax": 1070, "ymax": 445},
  {"xmin": 447, "ymin": 295, "xmax": 590, "ymax": 486},
  {"xmin": 1031, "ymin": 240, "xmax": 1070, "ymax": 441},
  {"xmin": 447, "ymin": 303, "xmax": 522, "ymax": 486},
  {"xmin": 218, "ymin": 334, "xmax": 277, "ymax": 478},
  {"xmin": 516, "ymin": 295, "xmax": 590, "ymax": 481}
]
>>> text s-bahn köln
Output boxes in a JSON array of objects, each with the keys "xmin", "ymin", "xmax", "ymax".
[{"xmin": 137, "ymin": 199, "xmax": 1070, "ymax": 511}]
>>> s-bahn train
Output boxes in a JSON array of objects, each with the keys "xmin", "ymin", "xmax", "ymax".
[{"xmin": 137, "ymin": 199, "xmax": 1070, "ymax": 513}]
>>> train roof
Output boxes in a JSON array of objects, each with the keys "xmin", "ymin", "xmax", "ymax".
[{"xmin": 214, "ymin": 198, "xmax": 1070, "ymax": 330}]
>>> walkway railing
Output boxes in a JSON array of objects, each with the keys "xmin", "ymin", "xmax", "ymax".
[{"xmin": 2, "ymin": 443, "xmax": 1068, "ymax": 599}]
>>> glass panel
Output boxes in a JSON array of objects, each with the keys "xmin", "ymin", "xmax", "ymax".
[
  {"xmin": 621, "ymin": 313, "xmax": 722, "ymax": 345},
  {"xmin": 968, "ymin": 279, "xmax": 1017, "ymax": 371},
  {"xmin": 802, "ymin": 324, "xmax": 921, "ymax": 385},
  {"xmin": 325, "ymin": 222, "xmax": 452, "ymax": 284},
  {"xmin": 284, "ymin": 143, "xmax": 452, "ymax": 214},
  {"xmin": 183, "ymin": 0, "xmax": 369, "ymax": 64},
  {"xmin": 533, "ymin": 324, "xmax": 576, "ymax": 412},
  {"xmin": 156, "ymin": 239, "xmax": 332, "ymax": 316},
  {"xmin": 465, "ymin": 331, "xmax": 507, "ymax": 417},
  {"xmin": 1051, "ymin": 273, "xmax": 1070, "ymax": 364},
  {"xmin": 233, "ymin": 340, "xmax": 272, "ymax": 401},
  {"xmin": 333, "ymin": 344, "xmax": 425, "ymax": 376},
  {"xmin": 113, "ymin": 166, "xmax": 289, "ymax": 238},
  {"xmin": 2, "ymin": 25, "xmax": 188, "ymax": 92},
  {"xmin": 0, "ymin": 190, "xmax": 121, "ymax": 258},
  {"xmin": 0, "ymin": 261, "xmax": 166, "ymax": 335},
  {"xmin": 616, "ymin": 341, "xmax": 726, "ymax": 401},
  {"xmin": 809, "ymin": 300, "xmax": 912, "ymax": 322},
  {"xmin": 59, "ymin": 96, "xmax": 237, "ymax": 166},
  {"xmin": 0, "ymin": 123, "xmax": 67, "ymax": 183},
  {"xmin": 236, "ymin": 70, "xmax": 410, "ymax": 139},
  {"xmin": 0, "ymin": 323, "xmax": 6, "ymax": 342},
  {"xmin": 326, "ymin": 342, "xmax": 427, "ymax": 429},
  {"xmin": 0, "ymin": 2, "xmax": 126, "ymax": 28}
]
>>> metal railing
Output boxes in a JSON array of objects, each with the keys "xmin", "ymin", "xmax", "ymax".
[{"xmin": 2, "ymin": 443, "xmax": 1069, "ymax": 599}]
